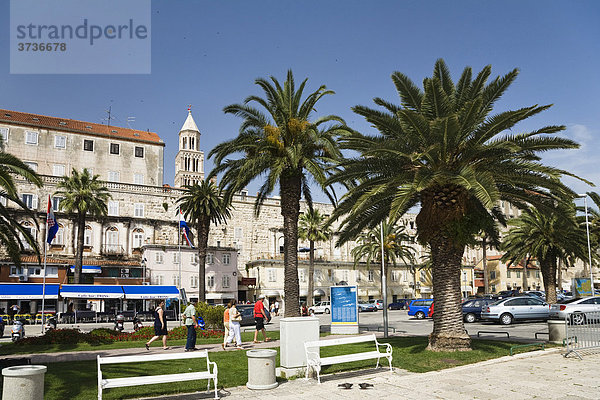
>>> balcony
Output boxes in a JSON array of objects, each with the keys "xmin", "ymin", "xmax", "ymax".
[{"xmin": 101, "ymin": 244, "xmax": 125, "ymax": 256}]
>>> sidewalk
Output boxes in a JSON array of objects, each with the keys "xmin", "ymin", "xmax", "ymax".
[{"xmin": 143, "ymin": 348, "xmax": 600, "ymax": 400}]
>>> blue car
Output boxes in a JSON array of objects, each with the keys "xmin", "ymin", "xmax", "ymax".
[
  {"xmin": 408, "ymin": 299, "xmax": 433, "ymax": 319},
  {"xmin": 462, "ymin": 298, "xmax": 496, "ymax": 323}
]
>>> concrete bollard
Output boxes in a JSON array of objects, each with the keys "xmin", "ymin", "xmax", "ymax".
[
  {"xmin": 2, "ymin": 365, "xmax": 47, "ymax": 400},
  {"xmin": 246, "ymin": 349, "xmax": 278, "ymax": 390},
  {"xmin": 548, "ymin": 319, "xmax": 567, "ymax": 344}
]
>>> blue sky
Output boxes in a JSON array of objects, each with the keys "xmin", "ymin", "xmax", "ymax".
[{"xmin": 1, "ymin": 0, "xmax": 599, "ymax": 202}]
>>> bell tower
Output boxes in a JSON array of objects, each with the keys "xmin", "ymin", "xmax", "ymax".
[{"xmin": 174, "ymin": 106, "xmax": 204, "ymax": 187}]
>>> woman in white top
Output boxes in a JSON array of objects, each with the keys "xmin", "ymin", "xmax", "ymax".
[{"xmin": 225, "ymin": 299, "xmax": 243, "ymax": 349}]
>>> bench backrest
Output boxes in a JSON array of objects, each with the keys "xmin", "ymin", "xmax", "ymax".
[
  {"xmin": 98, "ymin": 350, "xmax": 209, "ymax": 365},
  {"xmin": 305, "ymin": 334, "xmax": 377, "ymax": 349}
]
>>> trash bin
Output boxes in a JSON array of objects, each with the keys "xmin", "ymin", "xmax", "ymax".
[
  {"xmin": 548, "ymin": 319, "xmax": 567, "ymax": 344},
  {"xmin": 2, "ymin": 365, "xmax": 47, "ymax": 400},
  {"xmin": 246, "ymin": 349, "xmax": 278, "ymax": 390}
]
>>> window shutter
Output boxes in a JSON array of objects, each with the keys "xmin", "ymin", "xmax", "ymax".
[{"xmin": 31, "ymin": 195, "xmax": 38, "ymax": 209}]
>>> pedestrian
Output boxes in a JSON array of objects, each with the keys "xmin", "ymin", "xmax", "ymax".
[
  {"xmin": 182, "ymin": 301, "xmax": 198, "ymax": 352},
  {"xmin": 274, "ymin": 300, "xmax": 280, "ymax": 316},
  {"xmin": 222, "ymin": 301, "xmax": 232, "ymax": 349},
  {"xmin": 145, "ymin": 300, "xmax": 169, "ymax": 350},
  {"xmin": 253, "ymin": 295, "xmax": 271, "ymax": 343},
  {"xmin": 224, "ymin": 300, "xmax": 243, "ymax": 349},
  {"xmin": 10, "ymin": 304, "xmax": 19, "ymax": 318},
  {"xmin": 301, "ymin": 302, "xmax": 308, "ymax": 316}
]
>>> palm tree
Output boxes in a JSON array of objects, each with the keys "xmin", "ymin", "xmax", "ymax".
[
  {"xmin": 0, "ymin": 145, "xmax": 42, "ymax": 264},
  {"xmin": 501, "ymin": 204, "xmax": 587, "ymax": 304},
  {"xmin": 329, "ymin": 59, "xmax": 585, "ymax": 350},
  {"xmin": 209, "ymin": 70, "xmax": 350, "ymax": 317},
  {"xmin": 177, "ymin": 179, "xmax": 231, "ymax": 302},
  {"xmin": 298, "ymin": 208, "xmax": 331, "ymax": 307},
  {"xmin": 351, "ymin": 220, "xmax": 417, "ymax": 303},
  {"xmin": 55, "ymin": 168, "xmax": 110, "ymax": 292}
]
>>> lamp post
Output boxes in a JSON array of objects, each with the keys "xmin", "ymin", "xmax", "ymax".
[
  {"xmin": 380, "ymin": 221, "xmax": 388, "ymax": 338},
  {"xmin": 578, "ymin": 193, "xmax": 594, "ymax": 294}
]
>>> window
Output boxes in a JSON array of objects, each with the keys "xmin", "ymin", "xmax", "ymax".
[
  {"xmin": 516, "ymin": 271, "xmax": 521, "ymax": 278},
  {"xmin": 172, "ymin": 274, "xmax": 180, "ymax": 287},
  {"xmin": 24, "ymin": 162, "xmax": 38, "ymax": 172},
  {"xmin": 507, "ymin": 270, "xmax": 511, "ymax": 278},
  {"xmin": 10, "ymin": 266, "xmax": 24, "ymax": 276},
  {"xmin": 173, "ymin": 253, "xmax": 179, "ymax": 264},
  {"xmin": 107, "ymin": 201, "xmax": 119, "ymax": 216},
  {"xmin": 83, "ymin": 139, "xmax": 94, "ymax": 151},
  {"xmin": 314, "ymin": 270, "xmax": 322, "ymax": 282},
  {"xmin": 84, "ymin": 225, "xmax": 92, "ymax": 246},
  {"xmin": 132, "ymin": 229, "xmax": 144, "ymax": 248},
  {"xmin": 53, "ymin": 224, "xmax": 64, "ymax": 245},
  {"xmin": 206, "ymin": 253, "xmax": 214, "ymax": 264},
  {"xmin": 234, "ymin": 227, "xmax": 243, "ymax": 240},
  {"xmin": 155, "ymin": 251, "xmax": 164, "ymax": 264},
  {"xmin": 268, "ymin": 268, "xmax": 276, "ymax": 282},
  {"xmin": 340, "ymin": 269, "xmax": 349, "ymax": 282},
  {"xmin": 191, "ymin": 254, "xmax": 199, "ymax": 264},
  {"xmin": 391, "ymin": 270, "xmax": 400, "ymax": 282},
  {"xmin": 190, "ymin": 137, "xmax": 195, "ymax": 150},
  {"xmin": 134, "ymin": 173, "xmax": 144, "ymax": 185},
  {"xmin": 109, "ymin": 143, "xmax": 120, "ymax": 155},
  {"xmin": 133, "ymin": 203, "xmax": 144, "ymax": 218},
  {"xmin": 21, "ymin": 221, "xmax": 37, "ymax": 249},
  {"xmin": 223, "ymin": 253, "xmax": 231, "ymax": 265},
  {"xmin": 134, "ymin": 146, "xmax": 144, "ymax": 158},
  {"xmin": 0, "ymin": 127, "xmax": 8, "ymax": 143},
  {"xmin": 106, "ymin": 227, "xmax": 119, "ymax": 246},
  {"xmin": 22, "ymin": 194, "xmax": 38, "ymax": 209},
  {"xmin": 182, "ymin": 137, "xmax": 187, "ymax": 150},
  {"xmin": 54, "ymin": 135, "xmax": 66, "ymax": 149},
  {"xmin": 222, "ymin": 275, "xmax": 230, "ymax": 288},
  {"xmin": 190, "ymin": 275, "xmax": 198, "ymax": 288},
  {"xmin": 52, "ymin": 164, "xmax": 65, "ymax": 177},
  {"xmin": 156, "ymin": 275, "xmax": 164, "ymax": 285},
  {"xmin": 355, "ymin": 270, "xmax": 361, "ymax": 282},
  {"xmin": 299, "ymin": 268, "xmax": 306, "ymax": 282},
  {"xmin": 490, "ymin": 271, "xmax": 496, "ymax": 279},
  {"xmin": 51, "ymin": 196, "xmax": 63, "ymax": 212},
  {"xmin": 207, "ymin": 275, "xmax": 215, "ymax": 287},
  {"xmin": 536, "ymin": 271, "xmax": 540, "ymax": 278},
  {"xmin": 527, "ymin": 270, "xmax": 531, "ymax": 278},
  {"xmin": 108, "ymin": 171, "xmax": 120, "ymax": 182},
  {"xmin": 25, "ymin": 130, "xmax": 38, "ymax": 144},
  {"xmin": 368, "ymin": 270, "xmax": 375, "ymax": 282},
  {"xmin": 491, "ymin": 284, "xmax": 496, "ymax": 292}
]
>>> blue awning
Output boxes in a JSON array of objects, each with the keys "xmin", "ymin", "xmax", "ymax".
[
  {"xmin": 122, "ymin": 285, "xmax": 180, "ymax": 300},
  {"xmin": 69, "ymin": 265, "xmax": 102, "ymax": 274},
  {"xmin": 60, "ymin": 285, "xmax": 124, "ymax": 299},
  {"xmin": 0, "ymin": 283, "xmax": 60, "ymax": 300}
]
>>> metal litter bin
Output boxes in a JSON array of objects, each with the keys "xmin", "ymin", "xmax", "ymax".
[
  {"xmin": 246, "ymin": 349, "xmax": 278, "ymax": 390},
  {"xmin": 2, "ymin": 365, "xmax": 47, "ymax": 400}
]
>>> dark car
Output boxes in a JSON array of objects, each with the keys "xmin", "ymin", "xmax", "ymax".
[
  {"xmin": 462, "ymin": 298, "xmax": 496, "ymax": 323},
  {"xmin": 236, "ymin": 305, "xmax": 259, "ymax": 326},
  {"xmin": 496, "ymin": 290, "xmax": 522, "ymax": 299},
  {"xmin": 388, "ymin": 299, "xmax": 412, "ymax": 310}
]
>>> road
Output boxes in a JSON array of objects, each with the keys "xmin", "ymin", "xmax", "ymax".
[{"xmin": 0, "ymin": 310, "xmax": 550, "ymax": 343}]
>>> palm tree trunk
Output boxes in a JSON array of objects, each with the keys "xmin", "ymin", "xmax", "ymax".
[
  {"xmin": 307, "ymin": 239, "xmax": 315, "ymax": 307},
  {"xmin": 482, "ymin": 235, "xmax": 488, "ymax": 294},
  {"xmin": 541, "ymin": 254, "xmax": 558, "ymax": 304},
  {"xmin": 197, "ymin": 218, "xmax": 210, "ymax": 303},
  {"xmin": 522, "ymin": 256, "xmax": 530, "ymax": 291},
  {"xmin": 557, "ymin": 258, "xmax": 563, "ymax": 292},
  {"xmin": 74, "ymin": 213, "xmax": 85, "ymax": 310},
  {"xmin": 411, "ymin": 266, "xmax": 417, "ymax": 298},
  {"xmin": 427, "ymin": 234, "xmax": 470, "ymax": 351},
  {"xmin": 280, "ymin": 174, "xmax": 301, "ymax": 317}
]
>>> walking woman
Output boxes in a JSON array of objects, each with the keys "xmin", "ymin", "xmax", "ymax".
[
  {"xmin": 145, "ymin": 300, "xmax": 169, "ymax": 350},
  {"xmin": 225, "ymin": 299, "xmax": 243, "ymax": 349}
]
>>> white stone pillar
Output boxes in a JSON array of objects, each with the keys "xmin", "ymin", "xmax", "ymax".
[{"xmin": 2, "ymin": 365, "xmax": 47, "ymax": 400}]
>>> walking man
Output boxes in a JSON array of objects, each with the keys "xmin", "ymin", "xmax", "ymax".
[
  {"xmin": 183, "ymin": 302, "xmax": 198, "ymax": 352},
  {"xmin": 253, "ymin": 295, "xmax": 271, "ymax": 343}
]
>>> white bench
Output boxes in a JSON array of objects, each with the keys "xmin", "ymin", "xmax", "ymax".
[
  {"xmin": 304, "ymin": 334, "xmax": 393, "ymax": 383},
  {"xmin": 97, "ymin": 350, "xmax": 218, "ymax": 400}
]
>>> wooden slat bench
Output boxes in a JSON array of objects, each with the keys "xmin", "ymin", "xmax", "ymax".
[
  {"xmin": 304, "ymin": 334, "xmax": 393, "ymax": 383},
  {"xmin": 97, "ymin": 350, "xmax": 218, "ymax": 400}
]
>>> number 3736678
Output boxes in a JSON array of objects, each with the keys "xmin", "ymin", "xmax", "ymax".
[{"xmin": 18, "ymin": 43, "xmax": 67, "ymax": 51}]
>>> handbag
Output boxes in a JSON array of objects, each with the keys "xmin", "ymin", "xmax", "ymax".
[{"xmin": 231, "ymin": 308, "xmax": 242, "ymax": 322}]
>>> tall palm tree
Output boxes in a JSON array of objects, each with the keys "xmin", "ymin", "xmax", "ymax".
[
  {"xmin": 501, "ymin": 204, "xmax": 588, "ymax": 304},
  {"xmin": 0, "ymin": 145, "xmax": 42, "ymax": 264},
  {"xmin": 177, "ymin": 179, "xmax": 231, "ymax": 302},
  {"xmin": 209, "ymin": 70, "xmax": 350, "ymax": 317},
  {"xmin": 351, "ymin": 220, "xmax": 417, "ymax": 302},
  {"xmin": 329, "ymin": 59, "xmax": 585, "ymax": 350},
  {"xmin": 298, "ymin": 208, "xmax": 331, "ymax": 307},
  {"xmin": 55, "ymin": 168, "xmax": 110, "ymax": 291}
]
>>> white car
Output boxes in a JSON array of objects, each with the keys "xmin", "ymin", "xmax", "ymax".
[
  {"xmin": 308, "ymin": 301, "xmax": 331, "ymax": 314},
  {"xmin": 549, "ymin": 296, "xmax": 600, "ymax": 323}
]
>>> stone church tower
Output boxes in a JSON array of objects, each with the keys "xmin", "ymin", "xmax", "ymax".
[{"xmin": 174, "ymin": 107, "xmax": 205, "ymax": 187}]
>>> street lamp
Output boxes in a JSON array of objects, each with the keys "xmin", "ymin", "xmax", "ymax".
[{"xmin": 577, "ymin": 193, "xmax": 594, "ymax": 294}]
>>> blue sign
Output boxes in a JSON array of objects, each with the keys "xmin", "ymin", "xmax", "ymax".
[
  {"xmin": 331, "ymin": 286, "xmax": 358, "ymax": 325},
  {"xmin": 573, "ymin": 278, "xmax": 592, "ymax": 297}
]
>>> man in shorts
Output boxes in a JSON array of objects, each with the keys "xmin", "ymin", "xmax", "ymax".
[{"xmin": 253, "ymin": 295, "xmax": 271, "ymax": 343}]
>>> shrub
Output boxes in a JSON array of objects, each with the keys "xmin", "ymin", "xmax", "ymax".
[
  {"xmin": 195, "ymin": 302, "xmax": 225, "ymax": 330},
  {"xmin": 16, "ymin": 329, "xmax": 112, "ymax": 346}
]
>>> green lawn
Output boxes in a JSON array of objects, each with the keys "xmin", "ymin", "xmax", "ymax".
[{"xmin": 0, "ymin": 336, "xmax": 540, "ymax": 400}]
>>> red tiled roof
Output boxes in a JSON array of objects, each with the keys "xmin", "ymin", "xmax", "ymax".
[
  {"xmin": 0, "ymin": 109, "xmax": 163, "ymax": 146},
  {"xmin": 13, "ymin": 255, "xmax": 140, "ymax": 266}
]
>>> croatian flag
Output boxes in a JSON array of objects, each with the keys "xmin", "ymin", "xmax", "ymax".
[
  {"xmin": 179, "ymin": 209, "xmax": 194, "ymax": 248},
  {"xmin": 46, "ymin": 195, "xmax": 59, "ymax": 244}
]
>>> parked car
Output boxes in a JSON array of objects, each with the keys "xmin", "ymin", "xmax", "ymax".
[
  {"xmin": 481, "ymin": 296, "xmax": 549, "ymax": 325},
  {"xmin": 524, "ymin": 290, "xmax": 545, "ymax": 299},
  {"xmin": 462, "ymin": 298, "xmax": 496, "ymax": 323},
  {"xmin": 496, "ymin": 290, "xmax": 522, "ymax": 299},
  {"xmin": 388, "ymin": 299, "xmax": 412, "ymax": 310},
  {"xmin": 308, "ymin": 301, "xmax": 331, "ymax": 315},
  {"xmin": 236, "ymin": 304, "xmax": 259, "ymax": 326},
  {"xmin": 407, "ymin": 299, "xmax": 434, "ymax": 319},
  {"xmin": 549, "ymin": 296, "xmax": 600, "ymax": 324},
  {"xmin": 368, "ymin": 299, "xmax": 384, "ymax": 310},
  {"xmin": 358, "ymin": 302, "xmax": 378, "ymax": 312}
]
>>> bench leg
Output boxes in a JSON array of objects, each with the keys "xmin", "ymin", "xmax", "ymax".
[
  {"xmin": 316, "ymin": 365, "xmax": 321, "ymax": 384},
  {"xmin": 387, "ymin": 356, "xmax": 393, "ymax": 372},
  {"xmin": 213, "ymin": 376, "xmax": 219, "ymax": 399}
]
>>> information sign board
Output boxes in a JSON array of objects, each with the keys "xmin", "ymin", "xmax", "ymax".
[{"xmin": 330, "ymin": 285, "xmax": 359, "ymax": 334}]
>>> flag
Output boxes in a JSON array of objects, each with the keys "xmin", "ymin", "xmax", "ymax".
[
  {"xmin": 47, "ymin": 195, "xmax": 59, "ymax": 244},
  {"xmin": 179, "ymin": 209, "xmax": 194, "ymax": 247}
]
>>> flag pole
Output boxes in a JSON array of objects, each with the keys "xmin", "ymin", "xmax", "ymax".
[
  {"xmin": 41, "ymin": 197, "xmax": 50, "ymax": 334},
  {"xmin": 178, "ymin": 207, "xmax": 182, "ymax": 326}
]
